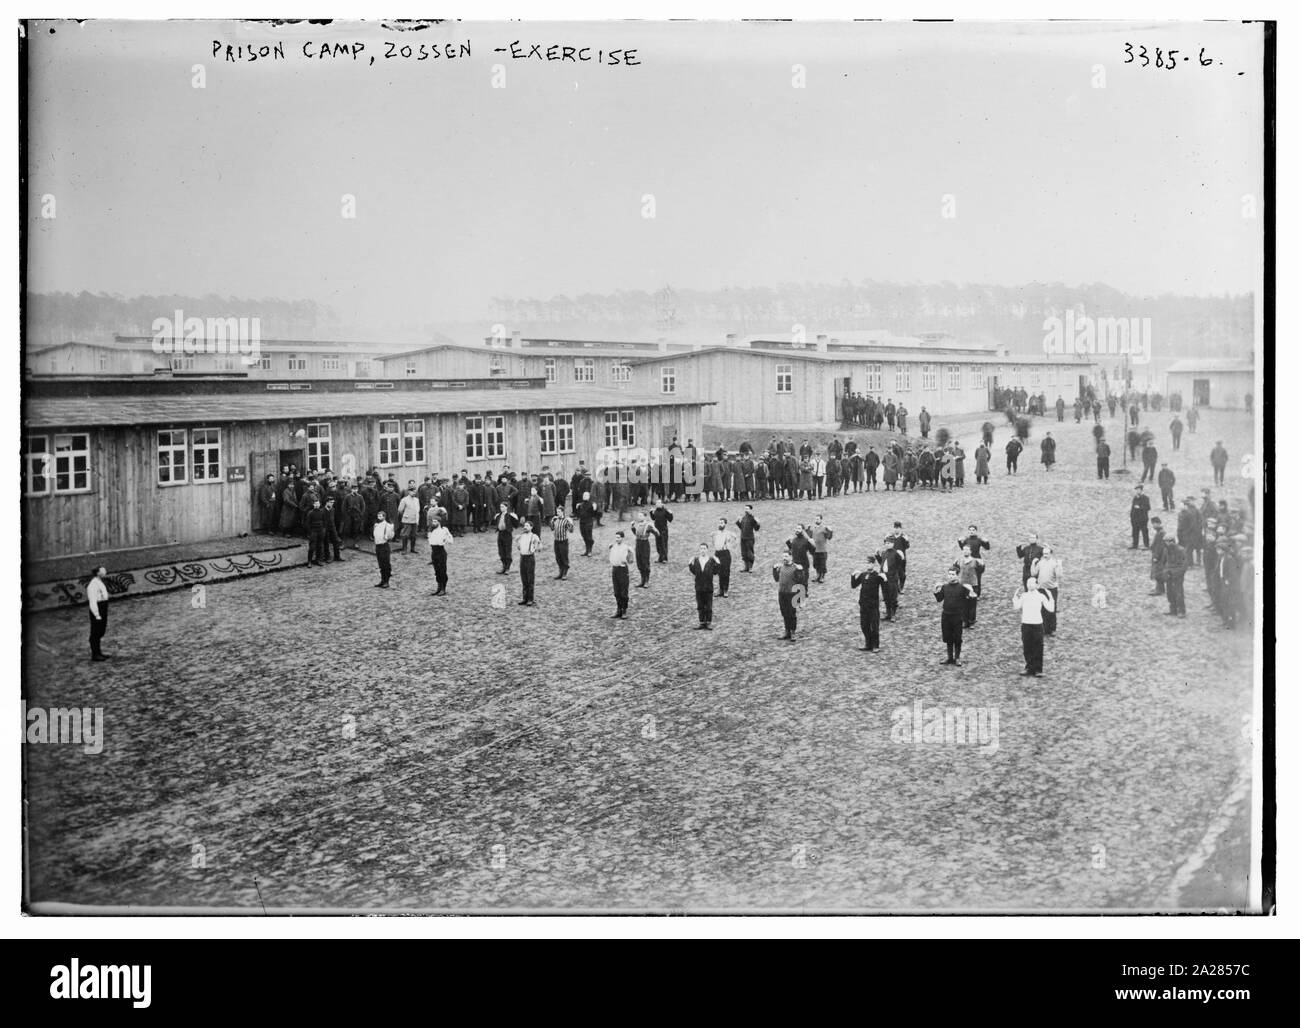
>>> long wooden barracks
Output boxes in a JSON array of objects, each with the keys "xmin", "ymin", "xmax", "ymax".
[{"xmin": 22, "ymin": 377, "xmax": 713, "ymax": 559}]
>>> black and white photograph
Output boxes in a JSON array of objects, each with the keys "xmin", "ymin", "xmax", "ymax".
[{"xmin": 17, "ymin": 15, "xmax": 1270, "ymax": 917}]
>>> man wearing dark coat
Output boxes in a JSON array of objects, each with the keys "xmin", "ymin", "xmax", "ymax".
[
  {"xmin": 1129, "ymin": 484, "xmax": 1152, "ymax": 549},
  {"xmin": 850, "ymin": 558, "xmax": 884, "ymax": 651},
  {"xmin": 688, "ymin": 545, "xmax": 719, "ymax": 630},
  {"xmin": 650, "ymin": 500, "xmax": 674, "ymax": 564}
]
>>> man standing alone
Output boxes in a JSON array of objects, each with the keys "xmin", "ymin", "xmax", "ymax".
[
  {"xmin": 86, "ymin": 567, "xmax": 111, "ymax": 661},
  {"xmin": 427, "ymin": 517, "xmax": 453, "ymax": 595}
]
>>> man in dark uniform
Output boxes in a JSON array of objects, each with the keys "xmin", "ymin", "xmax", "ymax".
[
  {"xmin": 1096, "ymin": 438, "xmax": 1111, "ymax": 480},
  {"xmin": 575, "ymin": 491, "xmax": 598, "ymax": 556},
  {"xmin": 632, "ymin": 511, "xmax": 658, "ymax": 587},
  {"xmin": 1148, "ymin": 517, "xmax": 1167, "ymax": 595},
  {"xmin": 864, "ymin": 446, "xmax": 880, "ymax": 490},
  {"xmin": 322, "ymin": 498, "xmax": 344, "ymax": 562},
  {"xmin": 688, "ymin": 544, "xmax": 719, "ymax": 629},
  {"xmin": 1178, "ymin": 497, "xmax": 1204, "ymax": 567},
  {"xmin": 1157, "ymin": 462, "xmax": 1176, "ymax": 512},
  {"xmin": 736, "ymin": 505, "xmax": 760, "ymax": 572},
  {"xmin": 1015, "ymin": 532, "xmax": 1043, "ymax": 588},
  {"xmin": 1005, "ymin": 436, "xmax": 1023, "ymax": 474},
  {"xmin": 1162, "ymin": 535, "xmax": 1188, "ymax": 616},
  {"xmin": 1129, "ymin": 485, "xmax": 1152, "ymax": 549},
  {"xmin": 772, "ymin": 552, "xmax": 809, "ymax": 642},
  {"xmin": 877, "ymin": 541, "xmax": 904, "ymax": 621},
  {"xmin": 850, "ymin": 557, "xmax": 884, "ymax": 651},
  {"xmin": 886, "ymin": 522, "xmax": 911, "ymax": 593},
  {"xmin": 494, "ymin": 502, "xmax": 519, "ymax": 574},
  {"xmin": 650, "ymin": 499, "xmax": 673, "ymax": 563},
  {"xmin": 1210, "ymin": 441, "xmax": 1229, "ymax": 486},
  {"xmin": 934, "ymin": 568, "xmax": 974, "ymax": 666},
  {"xmin": 305, "ymin": 498, "xmax": 328, "ymax": 567}
]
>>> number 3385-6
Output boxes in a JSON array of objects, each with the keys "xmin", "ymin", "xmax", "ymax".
[{"xmin": 1123, "ymin": 44, "xmax": 1215, "ymax": 68}]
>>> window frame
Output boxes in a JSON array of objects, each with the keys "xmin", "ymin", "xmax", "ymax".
[
  {"xmin": 485, "ymin": 415, "xmax": 506, "ymax": 459},
  {"xmin": 24, "ymin": 434, "xmax": 51, "ymax": 497},
  {"xmin": 775, "ymin": 363, "xmax": 793, "ymax": 393},
  {"xmin": 465, "ymin": 416, "xmax": 485, "ymax": 460},
  {"xmin": 895, "ymin": 365, "xmax": 911, "ymax": 392},
  {"xmin": 946, "ymin": 364, "xmax": 962, "ymax": 390},
  {"xmin": 157, "ymin": 429, "xmax": 189, "ymax": 486},
  {"xmin": 402, "ymin": 419, "xmax": 425, "ymax": 464},
  {"xmin": 921, "ymin": 364, "xmax": 938, "ymax": 391},
  {"xmin": 864, "ymin": 362, "xmax": 883, "ymax": 392},
  {"xmin": 378, "ymin": 419, "xmax": 403, "ymax": 467},
  {"xmin": 543, "ymin": 357, "xmax": 558, "ymax": 383},
  {"xmin": 287, "ymin": 354, "xmax": 307, "ymax": 372},
  {"xmin": 307, "ymin": 422, "xmax": 331, "ymax": 472},
  {"xmin": 660, "ymin": 366, "xmax": 676, "ymax": 394},
  {"xmin": 191, "ymin": 427, "xmax": 223, "ymax": 484},
  {"xmin": 574, "ymin": 358, "xmax": 596, "ymax": 383}
]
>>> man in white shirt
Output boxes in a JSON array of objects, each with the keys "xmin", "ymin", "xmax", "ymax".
[
  {"xmin": 1031, "ymin": 545, "xmax": 1063, "ymax": 637},
  {"xmin": 86, "ymin": 566, "xmax": 111, "ymax": 661},
  {"xmin": 608, "ymin": 531, "xmax": 634, "ymax": 619},
  {"xmin": 1012, "ymin": 576, "xmax": 1056, "ymax": 676},
  {"xmin": 517, "ymin": 520, "xmax": 540, "ymax": 606},
  {"xmin": 396, "ymin": 487, "xmax": 421, "ymax": 554},
  {"xmin": 427, "ymin": 517, "xmax": 454, "ymax": 595},
  {"xmin": 372, "ymin": 511, "xmax": 395, "ymax": 587}
]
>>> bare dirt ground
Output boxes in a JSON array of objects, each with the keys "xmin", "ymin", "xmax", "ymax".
[{"xmin": 22, "ymin": 408, "xmax": 1258, "ymax": 912}]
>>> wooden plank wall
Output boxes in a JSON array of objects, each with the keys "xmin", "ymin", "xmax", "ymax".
[{"xmin": 23, "ymin": 404, "xmax": 705, "ymax": 559}]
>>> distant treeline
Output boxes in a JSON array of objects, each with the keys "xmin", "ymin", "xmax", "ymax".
[
  {"xmin": 24, "ymin": 292, "xmax": 344, "ymax": 348},
  {"xmin": 490, "ymin": 281, "xmax": 1255, "ymax": 356}
]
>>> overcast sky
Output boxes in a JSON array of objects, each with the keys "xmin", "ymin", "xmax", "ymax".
[{"xmin": 25, "ymin": 19, "xmax": 1265, "ymax": 324}]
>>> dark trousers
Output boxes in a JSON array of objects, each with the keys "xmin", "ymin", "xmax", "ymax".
[
  {"xmin": 695, "ymin": 588, "xmax": 714, "ymax": 626},
  {"xmin": 635, "ymin": 539, "xmax": 652, "ymax": 584},
  {"xmin": 655, "ymin": 531, "xmax": 669, "ymax": 563},
  {"xmin": 812, "ymin": 552, "xmax": 828, "ymax": 580},
  {"xmin": 554, "ymin": 539, "xmax": 570, "ymax": 576},
  {"xmin": 431, "ymin": 545, "xmax": 448, "ymax": 590},
  {"xmin": 778, "ymin": 592, "xmax": 798, "ymax": 636},
  {"xmin": 1161, "ymin": 489, "xmax": 1174, "ymax": 510},
  {"xmin": 375, "ymin": 542, "xmax": 391, "ymax": 584},
  {"xmin": 1022, "ymin": 622, "xmax": 1045, "ymax": 673},
  {"xmin": 326, "ymin": 534, "xmax": 342, "ymax": 560},
  {"xmin": 1172, "ymin": 434, "xmax": 1182, "ymax": 450},
  {"xmin": 1007, "ymin": 457, "xmax": 1018, "ymax": 473},
  {"xmin": 308, "ymin": 531, "xmax": 326, "ymax": 564},
  {"xmin": 963, "ymin": 594, "xmax": 978, "ymax": 628},
  {"xmin": 1097, "ymin": 457, "xmax": 1110, "ymax": 479},
  {"xmin": 1141, "ymin": 462, "xmax": 1156, "ymax": 483},
  {"xmin": 883, "ymin": 578, "xmax": 899, "ymax": 618},
  {"xmin": 740, "ymin": 536, "xmax": 755, "ymax": 570},
  {"xmin": 715, "ymin": 549, "xmax": 732, "ymax": 595},
  {"xmin": 897, "ymin": 561, "xmax": 907, "ymax": 593},
  {"xmin": 941, "ymin": 612, "xmax": 964, "ymax": 661},
  {"xmin": 612, "ymin": 566, "xmax": 630, "ymax": 614},
  {"xmin": 519, "ymin": 554, "xmax": 536, "ymax": 602},
  {"xmin": 89, "ymin": 604, "xmax": 108, "ymax": 657},
  {"xmin": 1131, "ymin": 520, "xmax": 1149, "ymax": 547},
  {"xmin": 860, "ymin": 605, "xmax": 879, "ymax": 650},
  {"xmin": 497, "ymin": 530, "xmax": 513, "ymax": 570},
  {"xmin": 1166, "ymin": 574, "xmax": 1186, "ymax": 614},
  {"xmin": 579, "ymin": 521, "xmax": 595, "ymax": 554},
  {"xmin": 1212, "ymin": 465, "xmax": 1225, "ymax": 485},
  {"xmin": 1043, "ymin": 587, "xmax": 1058, "ymax": 635}
]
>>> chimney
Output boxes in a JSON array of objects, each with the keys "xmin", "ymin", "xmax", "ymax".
[
  {"xmin": 816, "ymin": 334, "xmax": 828, "ymax": 352},
  {"xmin": 511, "ymin": 330, "xmax": 521, "ymax": 348},
  {"xmin": 725, "ymin": 333, "xmax": 738, "ymax": 346},
  {"xmin": 658, "ymin": 338, "xmax": 669, "ymax": 353}
]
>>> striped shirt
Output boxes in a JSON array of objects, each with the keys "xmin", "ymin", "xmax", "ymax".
[{"xmin": 551, "ymin": 516, "xmax": 573, "ymax": 541}]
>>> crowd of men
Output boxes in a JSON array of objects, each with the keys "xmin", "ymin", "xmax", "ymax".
[
  {"xmin": 186, "ymin": 392, "xmax": 1259, "ymax": 677},
  {"xmin": 1127, "ymin": 481, "xmax": 1256, "ymax": 629}
]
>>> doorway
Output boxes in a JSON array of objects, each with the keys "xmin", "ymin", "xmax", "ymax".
[{"xmin": 1193, "ymin": 378, "xmax": 1211, "ymax": 406}]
